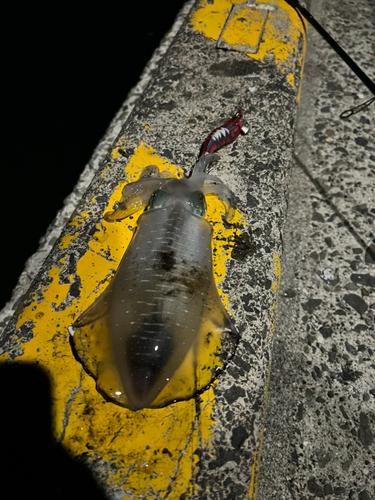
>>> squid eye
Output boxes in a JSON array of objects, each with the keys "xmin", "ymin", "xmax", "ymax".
[
  {"xmin": 149, "ymin": 189, "xmax": 168, "ymax": 209},
  {"xmin": 190, "ymin": 191, "xmax": 206, "ymax": 216},
  {"xmin": 236, "ymin": 112, "xmax": 242, "ymax": 118}
]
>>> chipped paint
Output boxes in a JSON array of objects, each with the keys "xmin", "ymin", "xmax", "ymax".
[
  {"xmin": 111, "ymin": 136, "xmax": 129, "ymax": 161},
  {"xmin": 191, "ymin": 0, "xmax": 305, "ymax": 77},
  {"xmin": 271, "ymin": 253, "xmax": 281, "ymax": 296},
  {"xmin": 218, "ymin": 5, "xmax": 268, "ymax": 53},
  {"xmin": 100, "ymin": 165, "xmax": 111, "ymax": 178},
  {"xmin": 1, "ymin": 141, "xmax": 246, "ymax": 497},
  {"xmin": 58, "ymin": 232, "xmax": 79, "ymax": 250},
  {"xmin": 69, "ymin": 211, "xmax": 90, "ymax": 228}
]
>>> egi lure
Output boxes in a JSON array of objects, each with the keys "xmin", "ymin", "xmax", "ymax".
[{"xmin": 201, "ymin": 109, "xmax": 243, "ymax": 155}]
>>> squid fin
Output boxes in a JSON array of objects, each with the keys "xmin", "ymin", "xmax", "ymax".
[
  {"xmin": 73, "ymin": 282, "xmax": 114, "ymax": 327},
  {"xmin": 71, "ymin": 285, "xmax": 133, "ymax": 408}
]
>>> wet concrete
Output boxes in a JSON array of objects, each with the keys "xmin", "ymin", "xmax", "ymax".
[{"xmin": 257, "ymin": 0, "xmax": 375, "ymax": 498}]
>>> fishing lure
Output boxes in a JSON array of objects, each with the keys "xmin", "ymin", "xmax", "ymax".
[
  {"xmin": 71, "ymin": 110, "xmax": 243, "ymax": 410},
  {"xmin": 201, "ymin": 109, "xmax": 243, "ymax": 155}
]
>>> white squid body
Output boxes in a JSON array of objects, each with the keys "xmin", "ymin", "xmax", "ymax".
[{"xmin": 71, "ymin": 154, "xmax": 238, "ymax": 410}]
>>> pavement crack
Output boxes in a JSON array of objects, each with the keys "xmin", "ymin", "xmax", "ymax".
[
  {"xmin": 56, "ymin": 367, "xmax": 83, "ymax": 444},
  {"xmin": 109, "ymin": 426, "xmax": 123, "ymax": 444},
  {"xmin": 161, "ymin": 416, "xmax": 197, "ymax": 500}
]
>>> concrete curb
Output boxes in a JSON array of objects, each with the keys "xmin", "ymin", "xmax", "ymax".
[{"xmin": 0, "ymin": 1, "xmax": 306, "ymax": 498}]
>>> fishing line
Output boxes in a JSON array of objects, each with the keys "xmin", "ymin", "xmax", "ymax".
[{"xmin": 284, "ymin": 0, "xmax": 375, "ymax": 117}]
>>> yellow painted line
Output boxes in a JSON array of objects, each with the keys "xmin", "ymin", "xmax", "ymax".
[
  {"xmin": 191, "ymin": 0, "xmax": 306, "ymax": 87},
  {"xmin": 0, "ymin": 141, "xmax": 246, "ymax": 498}
]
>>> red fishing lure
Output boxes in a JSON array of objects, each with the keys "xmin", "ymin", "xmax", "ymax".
[{"xmin": 201, "ymin": 109, "xmax": 244, "ymax": 155}]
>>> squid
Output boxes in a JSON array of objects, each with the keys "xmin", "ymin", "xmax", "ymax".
[{"xmin": 71, "ymin": 110, "xmax": 244, "ymax": 410}]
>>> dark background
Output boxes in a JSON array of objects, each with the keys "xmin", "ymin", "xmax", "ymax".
[{"xmin": 2, "ymin": 0, "xmax": 188, "ymax": 310}]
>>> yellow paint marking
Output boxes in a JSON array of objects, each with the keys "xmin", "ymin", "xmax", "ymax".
[
  {"xmin": 209, "ymin": 202, "xmax": 243, "ymax": 309},
  {"xmin": 68, "ymin": 211, "xmax": 90, "ymax": 228},
  {"xmin": 110, "ymin": 136, "xmax": 129, "ymax": 161},
  {"xmin": 2, "ymin": 141, "xmax": 246, "ymax": 498},
  {"xmin": 249, "ymin": 253, "xmax": 281, "ymax": 499},
  {"xmin": 100, "ymin": 165, "xmax": 111, "ymax": 178},
  {"xmin": 220, "ymin": 7, "xmax": 268, "ymax": 53},
  {"xmin": 124, "ymin": 141, "xmax": 183, "ymax": 181},
  {"xmin": 296, "ymin": 24, "xmax": 308, "ymax": 104},
  {"xmin": 287, "ymin": 72, "xmax": 294, "ymax": 88},
  {"xmin": 191, "ymin": 0, "xmax": 306, "ymax": 79},
  {"xmin": 58, "ymin": 232, "xmax": 79, "ymax": 250},
  {"xmin": 271, "ymin": 253, "xmax": 281, "ymax": 295},
  {"xmin": 191, "ymin": 0, "xmax": 235, "ymax": 41}
]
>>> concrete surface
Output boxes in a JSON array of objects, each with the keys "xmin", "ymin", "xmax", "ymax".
[{"xmin": 257, "ymin": 0, "xmax": 375, "ymax": 499}]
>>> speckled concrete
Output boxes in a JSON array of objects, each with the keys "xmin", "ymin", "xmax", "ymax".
[{"xmin": 257, "ymin": 0, "xmax": 375, "ymax": 498}]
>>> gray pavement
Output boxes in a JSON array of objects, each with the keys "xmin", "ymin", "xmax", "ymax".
[{"xmin": 257, "ymin": 0, "xmax": 375, "ymax": 498}]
